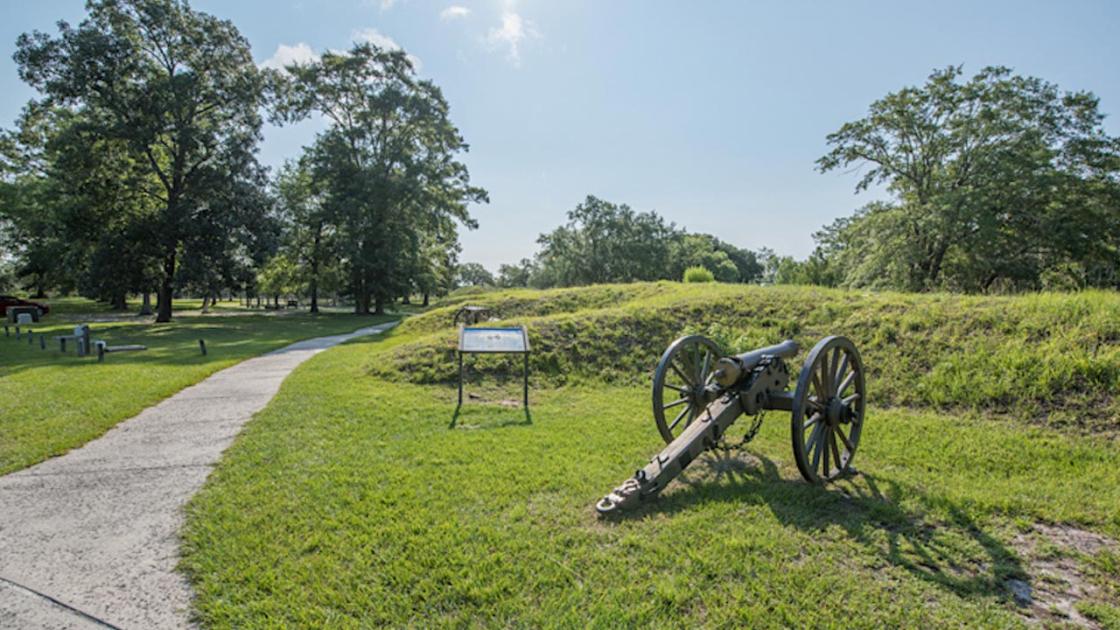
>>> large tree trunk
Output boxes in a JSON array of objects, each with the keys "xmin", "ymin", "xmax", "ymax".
[
  {"xmin": 201, "ymin": 295, "xmax": 211, "ymax": 313},
  {"xmin": 422, "ymin": 292, "xmax": 430, "ymax": 307},
  {"xmin": 156, "ymin": 251, "xmax": 176, "ymax": 323},
  {"xmin": 353, "ymin": 268, "xmax": 371, "ymax": 314},
  {"xmin": 138, "ymin": 292, "xmax": 153, "ymax": 316},
  {"xmin": 374, "ymin": 295, "xmax": 385, "ymax": 315},
  {"xmin": 110, "ymin": 292, "xmax": 128, "ymax": 310}
]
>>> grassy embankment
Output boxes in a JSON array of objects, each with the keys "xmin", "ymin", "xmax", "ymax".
[
  {"xmin": 183, "ymin": 283, "xmax": 1120, "ymax": 628},
  {"xmin": 0, "ymin": 296, "xmax": 398, "ymax": 475}
]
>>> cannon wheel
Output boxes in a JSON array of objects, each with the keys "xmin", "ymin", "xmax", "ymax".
[
  {"xmin": 791, "ymin": 336, "xmax": 866, "ymax": 483},
  {"xmin": 652, "ymin": 335, "xmax": 723, "ymax": 444}
]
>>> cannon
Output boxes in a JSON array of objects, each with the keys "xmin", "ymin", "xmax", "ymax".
[{"xmin": 595, "ymin": 334, "xmax": 866, "ymax": 514}]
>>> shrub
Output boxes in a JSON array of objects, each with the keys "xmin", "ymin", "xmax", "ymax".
[{"xmin": 683, "ymin": 266, "xmax": 715, "ymax": 283}]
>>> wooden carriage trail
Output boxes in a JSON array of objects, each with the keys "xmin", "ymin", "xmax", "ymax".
[{"xmin": 0, "ymin": 322, "xmax": 397, "ymax": 629}]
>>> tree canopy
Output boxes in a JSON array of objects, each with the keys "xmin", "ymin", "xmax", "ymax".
[
  {"xmin": 275, "ymin": 42, "xmax": 487, "ymax": 313},
  {"xmin": 816, "ymin": 66, "xmax": 1120, "ymax": 292},
  {"xmin": 14, "ymin": 0, "xmax": 269, "ymax": 320},
  {"xmin": 1, "ymin": 1, "xmax": 484, "ymax": 316}
]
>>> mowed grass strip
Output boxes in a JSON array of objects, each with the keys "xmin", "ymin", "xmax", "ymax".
[
  {"xmin": 183, "ymin": 332, "xmax": 1120, "ymax": 627},
  {"xmin": 0, "ymin": 310, "xmax": 398, "ymax": 474}
]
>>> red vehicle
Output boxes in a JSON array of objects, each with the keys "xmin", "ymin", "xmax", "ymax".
[{"xmin": 0, "ymin": 295, "xmax": 50, "ymax": 318}]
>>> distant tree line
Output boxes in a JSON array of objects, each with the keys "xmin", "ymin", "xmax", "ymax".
[
  {"xmin": 0, "ymin": 0, "xmax": 483, "ymax": 320},
  {"xmin": 470, "ymin": 195, "xmax": 765, "ymax": 289}
]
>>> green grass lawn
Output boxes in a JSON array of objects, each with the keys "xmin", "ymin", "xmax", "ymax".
[
  {"xmin": 182, "ymin": 284, "xmax": 1120, "ymax": 628},
  {"xmin": 0, "ymin": 309, "xmax": 399, "ymax": 475}
]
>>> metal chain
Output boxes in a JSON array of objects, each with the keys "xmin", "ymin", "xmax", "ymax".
[{"xmin": 716, "ymin": 411, "xmax": 765, "ymax": 452}]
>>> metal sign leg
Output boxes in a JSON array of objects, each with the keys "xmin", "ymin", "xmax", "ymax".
[{"xmin": 457, "ymin": 352, "xmax": 464, "ymax": 408}]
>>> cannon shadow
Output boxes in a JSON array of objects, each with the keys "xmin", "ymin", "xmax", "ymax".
[{"xmin": 606, "ymin": 450, "xmax": 1025, "ymax": 605}]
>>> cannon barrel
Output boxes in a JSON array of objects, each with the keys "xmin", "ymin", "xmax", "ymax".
[
  {"xmin": 735, "ymin": 339, "xmax": 799, "ymax": 371},
  {"xmin": 714, "ymin": 339, "xmax": 801, "ymax": 388}
]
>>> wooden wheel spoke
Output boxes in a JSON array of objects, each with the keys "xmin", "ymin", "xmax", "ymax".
[
  {"xmin": 821, "ymin": 427, "xmax": 830, "ymax": 474},
  {"xmin": 803, "ymin": 412, "xmax": 821, "ymax": 430},
  {"xmin": 669, "ymin": 406, "xmax": 690, "ymax": 431},
  {"xmin": 829, "ymin": 429, "xmax": 843, "ymax": 470},
  {"xmin": 663, "ymin": 398, "xmax": 690, "ymax": 411},
  {"xmin": 807, "ymin": 422, "xmax": 823, "ymax": 468},
  {"xmin": 812, "ymin": 370, "xmax": 826, "ymax": 400},
  {"xmin": 837, "ymin": 370, "xmax": 856, "ymax": 397},
  {"xmin": 670, "ymin": 361, "xmax": 694, "ymax": 387},
  {"xmin": 806, "ymin": 396, "xmax": 824, "ymax": 411},
  {"xmin": 835, "ymin": 425, "xmax": 855, "ymax": 452},
  {"xmin": 666, "ymin": 383, "xmax": 690, "ymax": 393},
  {"xmin": 834, "ymin": 353, "xmax": 849, "ymax": 389},
  {"xmin": 842, "ymin": 393, "xmax": 861, "ymax": 406},
  {"xmin": 699, "ymin": 350, "xmax": 712, "ymax": 386}
]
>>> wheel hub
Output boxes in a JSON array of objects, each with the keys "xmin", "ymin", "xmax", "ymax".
[{"xmin": 826, "ymin": 397, "xmax": 847, "ymax": 425}]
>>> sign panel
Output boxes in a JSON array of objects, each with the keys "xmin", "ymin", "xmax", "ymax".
[{"xmin": 459, "ymin": 326, "xmax": 529, "ymax": 353}]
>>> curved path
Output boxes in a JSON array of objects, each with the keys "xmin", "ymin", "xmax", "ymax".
[{"xmin": 0, "ymin": 322, "xmax": 397, "ymax": 629}]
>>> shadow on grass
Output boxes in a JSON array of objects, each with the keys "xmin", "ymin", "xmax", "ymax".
[
  {"xmin": 450, "ymin": 404, "xmax": 532, "ymax": 429},
  {"xmin": 607, "ymin": 450, "xmax": 1025, "ymax": 605}
]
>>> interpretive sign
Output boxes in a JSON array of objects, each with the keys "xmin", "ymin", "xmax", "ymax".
[
  {"xmin": 456, "ymin": 325, "xmax": 531, "ymax": 411},
  {"xmin": 459, "ymin": 326, "xmax": 530, "ymax": 353}
]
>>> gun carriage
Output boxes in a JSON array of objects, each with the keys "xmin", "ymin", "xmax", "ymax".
[{"xmin": 596, "ymin": 334, "xmax": 866, "ymax": 514}]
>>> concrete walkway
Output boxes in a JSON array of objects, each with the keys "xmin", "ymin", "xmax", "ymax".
[{"xmin": 0, "ymin": 322, "xmax": 397, "ymax": 629}]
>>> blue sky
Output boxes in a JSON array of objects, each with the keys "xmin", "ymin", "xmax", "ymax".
[{"xmin": 2, "ymin": 1, "xmax": 1118, "ymax": 271}]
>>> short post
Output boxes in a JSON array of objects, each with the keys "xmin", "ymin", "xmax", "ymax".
[
  {"xmin": 40, "ymin": 335, "xmax": 46, "ymax": 350},
  {"xmin": 28, "ymin": 330, "xmax": 34, "ymax": 345},
  {"xmin": 199, "ymin": 339, "xmax": 207, "ymax": 356},
  {"xmin": 15, "ymin": 326, "xmax": 20, "ymax": 340},
  {"xmin": 3, "ymin": 324, "xmax": 8, "ymax": 337},
  {"xmin": 60, "ymin": 337, "xmax": 67, "ymax": 353},
  {"xmin": 97, "ymin": 343, "xmax": 105, "ymax": 363},
  {"xmin": 75, "ymin": 325, "xmax": 91, "ymax": 357}
]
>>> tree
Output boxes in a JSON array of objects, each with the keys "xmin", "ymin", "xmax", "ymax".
[
  {"xmin": 670, "ymin": 233, "xmax": 740, "ymax": 282},
  {"xmin": 277, "ymin": 42, "xmax": 486, "ymax": 314},
  {"xmin": 16, "ymin": 0, "xmax": 268, "ymax": 321},
  {"xmin": 456, "ymin": 262, "xmax": 495, "ymax": 287},
  {"xmin": 274, "ymin": 161, "xmax": 333, "ymax": 313},
  {"xmin": 817, "ymin": 66, "xmax": 1120, "ymax": 292},
  {"xmin": 256, "ymin": 253, "xmax": 300, "ymax": 308},
  {"xmin": 534, "ymin": 195, "xmax": 680, "ymax": 287},
  {"xmin": 497, "ymin": 258, "xmax": 536, "ymax": 288}
]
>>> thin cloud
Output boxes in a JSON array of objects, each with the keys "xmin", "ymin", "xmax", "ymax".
[
  {"xmin": 486, "ymin": 11, "xmax": 539, "ymax": 66},
  {"xmin": 259, "ymin": 42, "xmax": 318, "ymax": 71},
  {"xmin": 440, "ymin": 5, "xmax": 470, "ymax": 20}
]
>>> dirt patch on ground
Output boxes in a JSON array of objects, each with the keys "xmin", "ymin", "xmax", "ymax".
[{"xmin": 1008, "ymin": 523, "xmax": 1118, "ymax": 627}]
